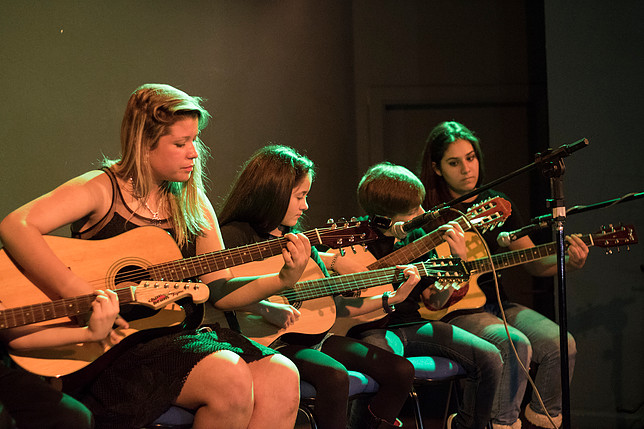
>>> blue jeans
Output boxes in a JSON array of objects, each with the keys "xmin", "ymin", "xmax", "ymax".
[
  {"xmin": 359, "ymin": 321, "xmax": 503, "ymax": 429},
  {"xmin": 449, "ymin": 303, "xmax": 576, "ymax": 426}
]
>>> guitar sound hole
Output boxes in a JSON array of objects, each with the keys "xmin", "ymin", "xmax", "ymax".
[{"xmin": 114, "ymin": 265, "xmax": 153, "ymax": 288}]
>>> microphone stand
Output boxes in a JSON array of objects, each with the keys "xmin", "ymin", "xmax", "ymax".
[
  {"xmin": 531, "ymin": 192, "xmax": 644, "ymax": 224},
  {"xmin": 541, "ymin": 156, "xmax": 571, "ymax": 429},
  {"xmin": 429, "ymin": 138, "xmax": 589, "ymax": 429}
]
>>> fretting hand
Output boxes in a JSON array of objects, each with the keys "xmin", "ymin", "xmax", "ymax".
[
  {"xmin": 566, "ymin": 234, "xmax": 589, "ymax": 270},
  {"xmin": 439, "ymin": 220, "xmax": 467, "ymax": 260},
  {"xmin": 86, "ymin": 290, "xmax": 125, "ymax": 343},
  {"xmin": 389, "ymin": 265, "xmax": 422, "ymax": 305},
  {"xmin": 278, "ymin": 233, "xmax": 311, "ymax": 286}
]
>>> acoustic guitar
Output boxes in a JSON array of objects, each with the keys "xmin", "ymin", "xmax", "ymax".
[
  {"xmin": 330, "ymin": 197, "xmax": 511, "ymax": 335},
  {"xmin": 419, "ymin": 224, "xmax": 638, "ymax": 320},
  {"xmin": 210, "ymin": 258, "xmax": 468, "ymax": 346},
  {"xmin": 0, "ymin": 219, "xmax": 378, "ymax": 385}
]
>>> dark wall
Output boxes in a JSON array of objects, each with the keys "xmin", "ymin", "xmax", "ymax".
[
  {"xmin": 0, "ymin": 1, "xmax": 357, "ymax": 229},
  {"xmin": 544, "ymin": 1, "xmax": 644, "ymax": 427},
  {"xmin": 1, "ymin": 1, "xmax": 641, "ymax": 427}
]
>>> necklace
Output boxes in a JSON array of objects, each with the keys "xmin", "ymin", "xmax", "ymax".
[
  {"xmin": 129, "ymin": 177, "xmax": 162, "ymax": 222},
  {"xmin": 144, "ymin": 202, "xmax": 161, "ymax": 221}
]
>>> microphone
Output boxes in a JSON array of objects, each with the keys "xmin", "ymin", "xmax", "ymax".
[
  {"xmin": 389, "ymin": 210, "xmax": 442, "ymax": 239},
  {"xmin": 496, "ymin": 221, "xmax": 550, "ymax": 247}
]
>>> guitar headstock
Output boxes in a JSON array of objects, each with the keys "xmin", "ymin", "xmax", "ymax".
[
  {"xmin": 419, "ymin": 258, "xmax": 470, "ymax": 282},
  {"xmin": 134, "ymin": 281, "xmax": 210, "ymax": 309},
  {"xmin": 467, "ymin": 197, "xmax": 512, "ymax": 233},
  {"xmin": 591, "ymin": 224, "xmax": 638, "ymax": 252},
  {"xmin": 318, "ymin": 218, "xmax": 379, "ymax": 249}
]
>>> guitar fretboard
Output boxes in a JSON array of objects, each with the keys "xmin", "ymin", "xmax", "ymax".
[
  {"xmin": 368, "ymin": 217, "xmax": 471, "ymax": 270},
  {"xmin": 147, "ymin": 227, "xmax": 361, "ymax": 281},
  {"xmin": 0, "ymin": 288, "xmax": 136, "ymax": 330},
  {"xmin": 367, "ymin": 198, "xmax": 509, "ymax": 270},
  {"xmin": 466, "ymin": 235, "xmax": 594, "ymax": 274},
  {"xmin": 279, "ymin": 261, "xmax": 456, "ymax": 302}
]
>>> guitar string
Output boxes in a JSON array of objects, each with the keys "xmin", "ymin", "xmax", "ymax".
[
  {"xmin": 73, "ymin": 226, "xmax": 371, "ymax": 288},
  {"xmin": 278, "ymin": 263, "xmax": 459, "ymax": 302},
  {"xmin": 369, "ymin": 201, "xmax": 507, "ymax": 269}
]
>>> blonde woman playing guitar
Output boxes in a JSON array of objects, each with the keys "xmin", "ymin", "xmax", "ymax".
[{"xmin": 0, "ymin": 84, "xmax": 309, "ymax": 429}]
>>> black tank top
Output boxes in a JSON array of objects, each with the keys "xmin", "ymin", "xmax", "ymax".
[{"xmin": 71, "ymin": 168, "xmax": 196, "ymax": 258}]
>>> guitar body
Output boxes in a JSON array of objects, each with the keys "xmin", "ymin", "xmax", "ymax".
[
  {"xmin": 0, "ymin": 226, "xmax": 183, "ymax": 309},
  {"xmin": 206, "ymin": 256, "xmax": 333, "ymax": 347},
  {"xmin": 8, "ymin": 306, "xmax": 187, "ymax": 378},
  {"xmin": 328, "ymin": 246, "xmax": 393, "ymax": 336},
  {"xmin": 418, "ymin": 231, "xmax": 488, "ymax": 320},
  {"xmin": 417, "ymin": 272, "xmax": 486, "ymax": 320},
  {"xmin": 0, "ymin": 227, "xmax": 193, "ymax": 380}
]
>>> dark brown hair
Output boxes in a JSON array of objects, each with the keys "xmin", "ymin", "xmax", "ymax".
[
  {"xmin": 218, "ymin": 145, "xmax": 315, "ymax": 234},
  {"xmin": 419, "ymin": 121, "xmax": 485, "ymax": 209}
]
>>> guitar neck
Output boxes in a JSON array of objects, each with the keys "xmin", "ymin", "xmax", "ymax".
[
  {"xmin": 279, "ymin": 262, "xmax": 436, "ymax": 302},
  {"xmin": 147, "ymin": 229, "xmax": 325, "ymax": 280},
  {"xmin": 367, "ymin": 216, "xmax": 470, "ymax": 270},
  {"xmin": 0, "ymin": 288, "xmax": 136, "ymax": 330},
  {"xmin": 466, "ymin": 234, "xmax": 594, "ymax": 274}
]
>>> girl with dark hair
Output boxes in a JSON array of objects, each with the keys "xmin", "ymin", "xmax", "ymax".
[
  {"xmin": 419, "ymin": 121, "xmax": 588, "ymax": 429},
  {"xmin": 218, "ymin": 145, "xmax": 421, "ymax": 429}
]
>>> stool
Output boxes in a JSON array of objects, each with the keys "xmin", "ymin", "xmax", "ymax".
[
  {"xmin": 406, "ymin": 356, "xmax": 467, "ymax": 429},
  {"xmin": 143, "ymin": 406, "xmax": 194, "ymax": 429},
  {"xmin": 143, "ymin": 370, "xmax": 380, "ymax": 429}
]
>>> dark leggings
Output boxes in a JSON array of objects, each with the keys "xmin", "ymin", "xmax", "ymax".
[{"xmin": 279, "ymin": 335, "xmax": 414, "ymax": 429}]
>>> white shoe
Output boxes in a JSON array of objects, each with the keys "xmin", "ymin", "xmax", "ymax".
[{"xmin": 447, "ymin": 413, "xmax": 457, "ymax": 429}]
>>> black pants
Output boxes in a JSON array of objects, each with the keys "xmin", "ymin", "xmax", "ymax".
[{"xmin": 279, "ymin": 335, "xmax": 414, "ymax": 429}]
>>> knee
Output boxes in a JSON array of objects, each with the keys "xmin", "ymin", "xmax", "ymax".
[
  {"xmin": 567, "ymin": 332, "xmax": 577, "ymax": 359},
  {"xmin": 504, "ymin": 331, "xmax": 532, "ymax": 363},
  {"xmin": 392, "ymin": 355, "xmax": 415, "ymax": 385},
  {"xmin": 266, "ymin": 355, "xmax": 300, "ymax": 412},
  {"xmin": 483, "ymin": 346, "xmax": 504, "ymax": 379},
  {"xmin": 314, "ymin": 362, "xmax": 350, "ymax": 395},
  {"xmin": 196, "ymin": 352, "xmax": 254, "ymax": 416},
  {"xmin": 52, "ymin": 394, "xmax": 94, "ymax": 429}
]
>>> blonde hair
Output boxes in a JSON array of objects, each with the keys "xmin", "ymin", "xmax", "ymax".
[{"xmin": 104, "ymin": 83, "xmax": 212, "ymax": 246}]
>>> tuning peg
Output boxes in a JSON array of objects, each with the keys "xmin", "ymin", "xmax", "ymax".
[
  {"xmin": 339, "ymin": 248, "xmax": 345, "ymax": 256},
  {"xmin": 350, "ymin": 245, "xmax": 357, "ymax": 254},
  {"xmin": 605, "ymin": 249, "xmax": 613, "ymax": 255}
]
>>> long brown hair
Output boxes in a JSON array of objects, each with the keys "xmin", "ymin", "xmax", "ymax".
[
  {"xmin": 104, "ymin": 83, "xmax": 212, "ymax": 246},
  {"xmin": 419, "ymin": 121, "xmax": 485, "ymax": 209},
  {"xmin": 218, "ymin": 145, "xmax": 315, "ymax": 234}
]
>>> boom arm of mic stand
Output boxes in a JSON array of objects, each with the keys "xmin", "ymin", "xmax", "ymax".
[{"xmin": 429, "ymin": 138, "xmax": 589, "ymax": 212}]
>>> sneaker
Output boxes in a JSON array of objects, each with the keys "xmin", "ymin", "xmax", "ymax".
[{"xmin": 447, "ymin": 413, "xmax": 457, "ymax": 429}]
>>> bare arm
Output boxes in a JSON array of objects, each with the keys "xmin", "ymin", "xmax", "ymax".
[
  {"xmin": 0, "ymin": 171, "xmax": 110, "ymax": 298},
  {"xmin": 336, "ymin": 265, "xmax": 421, "ymax": 317},
  {"xmin": 195, "ymin": 196, "xmax": 312, "ymax": 310},
  {"xmin": 2, "ymin": 290, "xmax": 122, "ymax": 350}
]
